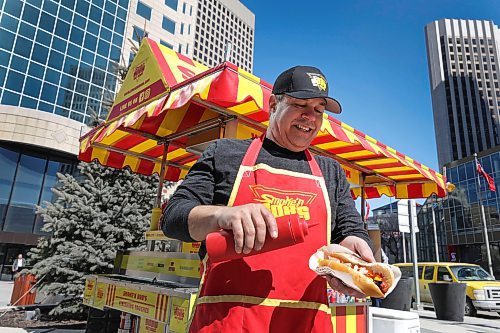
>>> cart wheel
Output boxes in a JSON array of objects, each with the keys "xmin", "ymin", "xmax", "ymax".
[{"xmin": 464, "ymin": 297, "xmax": 476, "ymax": 317}]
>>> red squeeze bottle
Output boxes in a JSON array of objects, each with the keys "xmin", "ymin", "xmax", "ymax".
[{"xmin": 206, "ymin": 215, "xmax": 309, "ymax": 263}]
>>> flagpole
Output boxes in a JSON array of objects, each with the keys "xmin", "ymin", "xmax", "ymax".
[
  {"xmin": 431, "ymin": 193, "xmax": 439, "ymax": 262},
  {"xmin": 474, "ymin": 153, "xmax": 494, "ymax": 277}
]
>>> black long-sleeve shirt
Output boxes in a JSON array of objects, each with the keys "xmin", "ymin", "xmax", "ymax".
[{"xmin": 162, "ymin": 138, "xmax": 371, "ymax": 257}]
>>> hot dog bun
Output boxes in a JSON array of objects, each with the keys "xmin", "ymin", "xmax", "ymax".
[{"xmin": 319, "ymin": 251, "xmax": 395, "ymax": 298}]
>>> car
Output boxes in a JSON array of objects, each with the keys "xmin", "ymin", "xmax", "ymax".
[{"xmin": 394, "ymin": 262, "xmax": 500, "ymax": 316}]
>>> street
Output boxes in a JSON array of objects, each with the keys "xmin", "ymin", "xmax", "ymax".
[{"xmin": 416, "ymin": 308, "xmax": 500, "ymax": 333}]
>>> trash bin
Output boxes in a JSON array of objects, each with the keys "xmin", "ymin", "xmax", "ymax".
[
  {"xmin": 10, "ymin": 274, "xmax": 37, "ymax": 306},
  {"xmin": 370, "ymin": 307, "xmax": 420, "ymax": 333},
  {"xmin": 429, "ymin": 282, "xmax": 466, "ymax": 322},
  {"xmin": 381, "ymin": 277, "xmax": 413, "ymax": 311}
]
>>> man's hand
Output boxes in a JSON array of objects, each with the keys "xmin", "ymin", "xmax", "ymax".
[
  {"xmin": 324, "ymin": 236, "xmax": 375, "ymax": 297},
  {"xmin": 214, "ymin": 204, "xmax": 278, "ymax": 254},
  {"xmin": 339, "ymin": 236, "xmax": 375, "ymax": 263},
  {"xmin": 187, "ymin": 204, "xmax": 278, "ymax": 254}
]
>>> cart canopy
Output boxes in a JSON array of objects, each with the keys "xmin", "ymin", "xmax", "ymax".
[{"xmin": 80, "ymin": 38, "xmax": 445, "ymax": 199}]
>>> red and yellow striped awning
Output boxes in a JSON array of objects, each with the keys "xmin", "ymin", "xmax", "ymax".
[{"xmin": 79, "ymin": 38, "xmax": 445, "ymax": 199}]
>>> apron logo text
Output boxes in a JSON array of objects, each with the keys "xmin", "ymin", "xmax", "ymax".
[{"xmin": 249, "ymin": 185, "xmax": 317, "ymax": 221}]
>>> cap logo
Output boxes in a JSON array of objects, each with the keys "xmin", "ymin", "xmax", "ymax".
[{"xmin": 306, "ymin": 73, "xmax": 327, "ymax": 91}]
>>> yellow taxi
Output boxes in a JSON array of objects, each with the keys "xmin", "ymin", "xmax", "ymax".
[{"xmin": 395, "ymin": 262, "xmax": 500, "ymax": 316}]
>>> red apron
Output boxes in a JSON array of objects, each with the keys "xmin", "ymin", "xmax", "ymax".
[{"xmin": 189, "ymin": 137, "xmax": 333, "ymax": 332}]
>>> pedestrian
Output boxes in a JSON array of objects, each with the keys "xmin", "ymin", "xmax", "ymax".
[
  {"xmin": 162, "ymin": 65, "xmax": 375, "ymax": 332},
  {"xmin": 11, "ymin": 254, "xmax": 25, "ymax": 280}
]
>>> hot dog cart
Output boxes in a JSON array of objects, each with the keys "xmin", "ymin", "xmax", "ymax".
[{"xmin": 79, "ymin": 38, "xmax": 446, "ymax": 333}]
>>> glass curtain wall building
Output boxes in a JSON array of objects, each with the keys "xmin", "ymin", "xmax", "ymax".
[
  {"xmin": 0, "ymin": 0, "xmax": 128, "ymax": 279},
  {"xmin": 0, "ymin": 0, "xmax": 128, "ymax": 124},
  {"xmin": 416, "ymin": 147, "xmax": 500, "ymax": 277},
  {"xmin": 0, "ymin": 143, "xmax": 77, "ymax": 279},
  {"xmin": 416, "ymin": 196, "xmax": 449, "ymax": 262}
]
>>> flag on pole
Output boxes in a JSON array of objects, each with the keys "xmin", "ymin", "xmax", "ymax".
[
  {"xmin": 476, "ymin": 161, "xmax": 496, "ymax": 192},
  {"xmin": 364, "ymin": 200, "xmax": 371, "ymax": 221}
]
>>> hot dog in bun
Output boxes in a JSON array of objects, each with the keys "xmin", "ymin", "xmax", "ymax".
[{"xmin": 319, "ymin": 250, "xmax": 395, "ymax": 298}]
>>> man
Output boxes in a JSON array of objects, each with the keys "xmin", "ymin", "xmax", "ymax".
[
  {"xmin": 163, "ymin": 66, "xmax": 374, "ymax": 332},
  {"xmin": 11, "ymin": 254, "xmax": 25, "ymax": 280}
]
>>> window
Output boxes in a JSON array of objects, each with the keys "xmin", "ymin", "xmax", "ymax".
[
  {"xmin": 89, "ymin": 5, "xmax": 102, "ymax": 23},
  {"xmin": 76, "ymin": 0, "xmax": 90, "ymax": 16},
  {"xmin": 11, "ymin": 55, "xmax": 28, "ymax": 73},
  {"xmin": 4, "ymin": 0, "xmax": 22, "ymax": 17},
  {"xmin": 97, "ymin": 39, "xmax": 110, "ymax": 57},
  {"xmin": 136, "ymin": 1, "xmax": 151, "ymax": 20},
  {"xmin": 55, "ymin": 19, "xmax": 70, "ymax": 38},
  {"xmin": 27, "ymin": 62, "xmax": 44, "ymax": 79},
  {"xmin": 84, "ymin": 34, "xmax": 97, "ymax": 52},
  {"xmin": 23, "ymin": 76, "xmax": 42, "ymax": 97},
  {"xmin": 13, "ymin": 36, "xmax": 32, "ymax": 58},
  {"xmin": 160, "ymin": 39, "xmax": 174, "ymax": 50},
  {"xmin": 70, "ymin": 27, "xmax": 84, "ymax": 45},
  {"xmin": 0, "ymin": 29, "xmax": 16, "ymax": 51},
  {"xmin": 424, "ymin": 266, "xmax": 435, "ymax": 280},
  {"xmin": 49, "ymin": 50, "xmax": 64, "ymax": 70},
  {"xmin": 1, "ymin": 91, "xmax": 20, "ymax": 106},
  {"xmin": 41, "ymin": 82, "xmax": 58, "ymax": 103},
  {"xmin": 23, "ymin": 5, "xmax": 40, "ymax": 26},
  {"xmin": 162, "ymin": 16, "xmax": 175, "ymax": 34},
  {"xmin": 3, "ymin": 154, "xmax": 46, "ymax": 233},
  {"xmin": 437, "ymin": 267, "xmax": 452, "ymax": 281},
  {"xmin": 0, "ymin": 147, "xmax": 19, "ymax": 228},
  {"xmin": 102, "ymin": 12, "xmax": 114, "ymax": 30},
  {"xmin": 6, "ymin": 70, "xmax": 25, "ymax": 91},
  {"xmin": 132, "ymin": 26, "xmax": 146, "ymax": 42},
  {"xmin": 165, "ymin": 0, "xmax": 178, "ymax": 10},
  {"xmin": 45, "ymin": 68, "xmax": 61, "ymax": 85},
  {"xmin": 180, "ymin": 23, "xmax": 184, "ymax": 34}
]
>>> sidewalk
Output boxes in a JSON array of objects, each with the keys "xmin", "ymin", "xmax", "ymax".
[
  {"xmin": 416, "ymin": 308, "xmax": 500, "ymax": 333},
  {"xmin": 0, "ymin": 280, "xmax": 14, "ymax": 307}
]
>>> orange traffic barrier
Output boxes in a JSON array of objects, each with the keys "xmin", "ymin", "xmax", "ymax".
[{"xmin": 10, "ymin": 274, "xmax": 37, "ymax": 306}]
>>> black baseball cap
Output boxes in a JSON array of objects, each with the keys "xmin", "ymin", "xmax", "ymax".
[{"xmin": 272, "ymin": 66, "xmax": 342, "ymax": 114}]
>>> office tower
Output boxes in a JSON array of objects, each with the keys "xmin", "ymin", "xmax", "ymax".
[
  {"xmin": 124, "ymin": 0, "xmax": 197, "ymax": 64},
  {"xmin": 193, "ymin": 0, "xmax": 254, "ymax": 72},
  {"xmin": 425, "ymin": 19, "xmax": 500, "ymax": 168},
  {"xmin": 0, "ymin": 0, "xmax": 129, "ymax": 277}
]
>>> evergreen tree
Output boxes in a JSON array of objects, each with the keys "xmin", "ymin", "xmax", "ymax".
[{"xmin": 28, "ymin": 161, "xmax": 159, "ymax": 318}]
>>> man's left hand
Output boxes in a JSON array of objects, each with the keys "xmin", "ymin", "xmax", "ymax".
[
  {"xmin": 339, "ymin": 236, "xmax": 375, "ymax": 263},
  {"xmin": 323, "ymin": 236, "xmax": 375, "ymax": 298}
]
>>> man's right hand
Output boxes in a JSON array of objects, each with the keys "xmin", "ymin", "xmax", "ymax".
[
  {"xmin": 187, "ymin": 204, "xmax": 278, "ymax": 254},
  {"xmin": 214, "ymin": 204, "xmax": 278, "ymax": 254}
]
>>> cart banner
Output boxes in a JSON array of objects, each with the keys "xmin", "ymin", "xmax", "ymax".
[
  {"xmin": 107, "ymin": 38, "xmax": 208, "ymax": 122},
  {"xmin": 139, "ymin": 318, "xmax": 166, "ymax": 333},
  {"xmin": 111, "ymin": 286, "xmax": 170, "ymax": 322},
  {"xmin": 181, "ymin": 242, "xmax": 201, "ymax": 254},
  {"xmin": 92, "ymin": 281, "xmax": 110, "ymax": 310},
  {"xmin": 342, "ymin": 165, "xmax": 361, "ymax": 186},
  {"xmin": 168, "ymin": 297, "xmax": 192, "ymax": 333},
  {"xmin": 121, "ymin": 255, "xmax": 200, "ymax": 278},
  {"xmin": 83, "ymin": 277, "xmax": 97, "ymax": 306},
  {"xmin": 145, "ymin": 230, "xmax": 171, "ymax": 240},
  {"xmin": 331, "ymin": 304, "xmax": 367, "ymax": 333},
  {"xmin": 107, "ymin": 39, "xmax": 169, "ymax": 122}
]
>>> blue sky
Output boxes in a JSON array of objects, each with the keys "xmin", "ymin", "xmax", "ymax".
[{"xmin": 246, "ymin": 0, "xmax": 500, "ymax": 211}]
